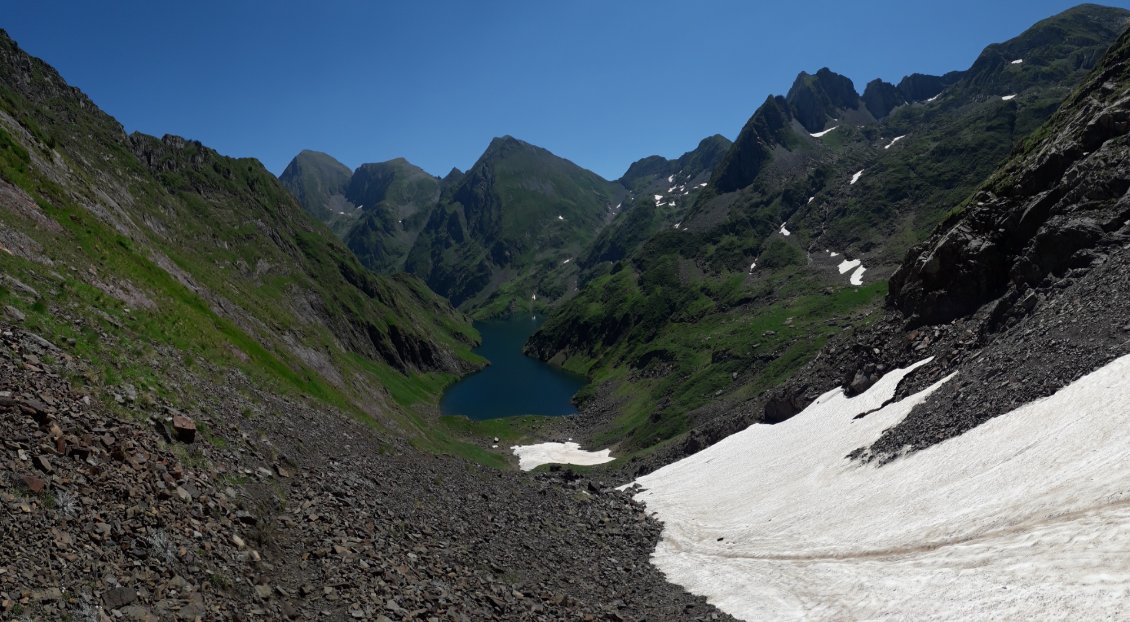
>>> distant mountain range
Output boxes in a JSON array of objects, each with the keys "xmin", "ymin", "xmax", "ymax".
[
  {"xmin": 281, "ymin": 129, "xmax": 731, "ymax": 317},
  {"xmin": 281, "ymin": 136, "xmax": 630, "ymax": 314},
  {"xmin": 279, "ymin": 3, "xmax": 1130, "ymax": 458},
  {"xmin": 527, "ymin": 2, "xmax": 1130, "ymax": 455}
]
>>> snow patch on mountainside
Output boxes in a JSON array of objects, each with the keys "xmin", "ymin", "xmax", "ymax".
[
  {"xmin": 884, "ymin": 135, "xmax": 907, "ymax": 149},
  {"xmin": 511, "ymin": 442, "xmax": 614, "ymax": 471},
  {"xmin": 850, "ymin": 170, "xmax": 864, "ymax": 185},
  {"xmin": 810, "ymin": 126, "xmax": 839, "ymax": 138},
  {"xmin": 630, "ymin": 354, "xmax": 1130, "ymax": 621}
]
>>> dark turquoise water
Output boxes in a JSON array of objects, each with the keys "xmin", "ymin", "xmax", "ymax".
[{"xmin": 440, "ymin": 315, "xmax": 587, "ymax": 420}]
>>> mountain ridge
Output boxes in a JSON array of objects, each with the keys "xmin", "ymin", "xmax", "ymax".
[{"xmin": 527, "ymin": 3, "xmax": 1130, "ymax": 462}]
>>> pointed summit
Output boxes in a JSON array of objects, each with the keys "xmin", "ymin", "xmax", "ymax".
[
  {"xmin": 347, "ymin": 158, "xmax": 438, "ymax": 212},
  {"xmin": 404, "ymin": 137, "xmax": 624, "ymax": 308},
  {"xmin": 711, "ymin": 95, "xmax": 794, "ymax": 193},
  {"xmin": 279, "ymin": 150, "xmax": 352, "ymax": 221}
]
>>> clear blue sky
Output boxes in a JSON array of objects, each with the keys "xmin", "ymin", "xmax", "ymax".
[{"xmin": 4, "ymin": 1, "xmax": 1129, "ymax": 179}]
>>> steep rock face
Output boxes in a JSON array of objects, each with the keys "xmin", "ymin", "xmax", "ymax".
[
  {"xmin": 896, "ymin": 71, "xmax": 964, "ymax": 101},
  {"xmin": 862, "ymin": 79, "xmax": 908, "ymax": 119},
  {"xmin": 342, "ymin": 158, "xmax": 441, "ymax": 273},
  {"xmin": 711, "ymin": 95, "xmax": 794, "ymax": 193},
  {"xmin": 278, "ymin": 150, "xmax": 352, "ymax": 222},
  {"xmin": 786, "ymin": 68, "xmax": 866, "ymax": 133},
  {"xmin": 890, "ymin": 26, "xmax": 1130, "ymax": 328},
  {"xmin": 711, "ymin": 68, "xmax": 869, "ymax": 195}
]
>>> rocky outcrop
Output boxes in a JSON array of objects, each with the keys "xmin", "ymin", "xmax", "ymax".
[
  {"xmin": 855, "ymin": 26, "xmax": 1130, "ymax": 460},
  {"xmin": 889, "ymin": 27, "xmax": 1130, "ymax": 328}
]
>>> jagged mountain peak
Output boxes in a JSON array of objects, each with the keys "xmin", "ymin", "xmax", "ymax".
[
  {"xmin": 441, "ymin": 166, "xmax": 465, "ymax": 186},
  {"xmin": 861, "ymin": 78, "xmax": 907, "ymax": 119},
  {"xmin": 710, "ymin": 94, "xmax": 794, "ymax": 193},
  {"xmin": 786, "ymin": 67, "xmax": 863, "ymax": 133}
]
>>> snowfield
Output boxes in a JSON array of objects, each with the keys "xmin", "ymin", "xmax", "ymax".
[
  {"xmin": 810, "ymin": 126, "xmax": 839, "ymax": 138},
  {"xmin": 511, "ymin": 442, "xmax": 614, "ymax": 471},
  {"xmin": 630, "ymin": 354, "xmax": 1130, "ymax": 621}
]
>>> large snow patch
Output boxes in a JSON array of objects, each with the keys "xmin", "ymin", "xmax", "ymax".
[
  {"xmin": 631, "ymin": 354, "xmax": 1130, "ymax": 620},
  {"xmin": 511, "ymin": 442, "xmax": 614, "ymax": 471}
]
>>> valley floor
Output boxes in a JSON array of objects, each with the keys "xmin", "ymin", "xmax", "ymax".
[{"xmin": 630, "ymin": 355, "xmax": 1130, "ymax": 620}]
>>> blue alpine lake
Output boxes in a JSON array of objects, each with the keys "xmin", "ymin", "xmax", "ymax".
[{"xmin": 440, "ymin": 315, "xmax": 587, "ymax": 420}]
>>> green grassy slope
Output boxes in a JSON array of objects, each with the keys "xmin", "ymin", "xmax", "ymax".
[
  {"xmin": 405, "ymin": 136, "xmax": 627, "ymax": 315},
  {"xmin": 0, "ymin": 30, "xmax": 493, "ymax": 461}
]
